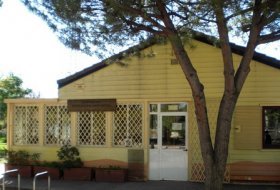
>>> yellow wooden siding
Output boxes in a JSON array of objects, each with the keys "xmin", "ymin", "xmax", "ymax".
[
  {"xmin": 58, "ymin": 40, "xmax": 280, "ymax": 164},
  {"xmin": 59, "ymin": 40, "xmax": 280, "ymax": 106},
  {"xmin": 233, "ymin": 106, "xmax": 262, "ymax": 150},
  {"xmin": 255, "ymin": 62, "xmax": 280, "ymax": 101},
  {"xmin": 229, "ymin": 106, "xmax": 280, "ymax": 163},
  {"xmin": 59, "ymin": 41, "xmax": 226, "ymax": 99},
  {"xmin": 238, "ymin": 61, "xmax": 280, "ymax": 105},
  {"xmin": 229, "ymin": 149, "xmax": 280, "ymax": 163}
]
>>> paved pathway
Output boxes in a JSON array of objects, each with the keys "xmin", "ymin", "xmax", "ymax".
[
  {"xmin": 1, "ymin": 177, "xmax": 279, "ymax": 190},
  {"xmin": 1, "ymin": 164, "xmax": 279, "ymax": 190}
]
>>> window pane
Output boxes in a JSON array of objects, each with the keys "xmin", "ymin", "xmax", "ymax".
[
  {"xmin": 150, "ymin": 104, "xmax": 158, "ymax": 112},
  {"xmin": 113, "ymin": 104, "xmax": 128, "ymax": 146},
  {"xmin": 128, "ymin": 104, "xmax": 143, "ymax": 147},
  {"xmin": 263, "ymin": 107, "xmax": 280, "ymax": 148},
  {"xmin": 161, "ymin": 103, "xmax": 187, "ymax": 112},
  {"xmin": 44, "ymin": 105, "xmax": 71, "ymax": 145},
  {"xmin": 77, "ymin": 111, "xmax": 106, "ymax": 146},
  {"xmin": 149, "ymin": 114, "xmax": 158, "ymax": 149},
  {"xmin": 14, "ymin": 106, "xmax": 39, "ymax": 145},
  {"xmin": 162, "ymin": 116, "xmax": 185, "ymax": 147},
  {"xmin": 113, "ymin": 104, "xmax": 143, "ymax": 147}
]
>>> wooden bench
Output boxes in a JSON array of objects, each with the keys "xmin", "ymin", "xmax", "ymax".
[{"xmin": 230, "ymin": 161, "xmax": 280, "ymax": 182}]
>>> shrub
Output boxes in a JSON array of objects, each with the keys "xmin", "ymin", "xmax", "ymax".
[
  {"xmin": 57, "ymin": 144, "xmax": 83, "ymax": 168},
  {"xmin": 5, "ymin": 149, "xmax": 40, "ymax": 165}
]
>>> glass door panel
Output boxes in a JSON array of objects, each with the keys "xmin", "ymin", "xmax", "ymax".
[
  {"xmin": 162, "ymin": 116, "xmax": 185, "ymax": 147},
  {"xmin": 149, "ymin": 114, "xmax": 158, "ymax": 149}
]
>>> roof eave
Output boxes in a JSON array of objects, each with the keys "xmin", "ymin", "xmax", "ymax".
[
  {"xmin": 57, "ymin": 33, "xmax": 280, "ymax": 88},
  {"xmin": 57, "ymin": 38, "xmax": 158, "ymax": 89}
]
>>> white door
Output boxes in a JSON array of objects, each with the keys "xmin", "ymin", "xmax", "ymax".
[{"xmin": 149, "ymin": 103, "xmax": 188, "ymax": 181}]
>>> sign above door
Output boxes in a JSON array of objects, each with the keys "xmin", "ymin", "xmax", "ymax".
[{"xmin": 67, "ymin": 99, "xmax": 117, "ymax": 112}]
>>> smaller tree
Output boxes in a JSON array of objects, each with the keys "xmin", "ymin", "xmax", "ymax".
[{"xmin": 0, "ymin": 73, "xmax": 34, "ymax": 127}]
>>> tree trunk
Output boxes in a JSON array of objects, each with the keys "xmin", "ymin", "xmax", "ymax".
[
  {"xmin": 167, "ymin": 34, "xmax": 224, "ymax": 189},
  {"xmin": 158, "ymin": 4, "xmax": 240, "ymax": 189},
  {"xmin": 205, "ymin": 164, "xmax": 224, "ymax": 190},
  {"xmin": 203, "ymin": 93, "xmax": 238, "ymax": 190}
]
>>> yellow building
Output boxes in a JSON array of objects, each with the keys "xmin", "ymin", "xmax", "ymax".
[{"xmin": 5, "ymin": 34, "xmax": 280, "ymax": 182}]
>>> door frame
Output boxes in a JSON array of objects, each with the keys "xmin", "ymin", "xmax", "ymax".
[{"xmin": 148, "ymin": 102, "xmax": 189, "ymax": 180}]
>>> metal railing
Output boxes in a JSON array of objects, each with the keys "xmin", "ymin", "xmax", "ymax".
[
  {"xmin": 2, "ymin": 169, "xmax": 20, "ymax": 190},
  {"xmin": 33, "ymin": 171, "xmax": 51, "ymax": 190}
]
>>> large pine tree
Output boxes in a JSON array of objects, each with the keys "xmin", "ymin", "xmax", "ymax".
[{"xmin": 21, "ymin": 1, "xmax": 280, "ymax": 189}]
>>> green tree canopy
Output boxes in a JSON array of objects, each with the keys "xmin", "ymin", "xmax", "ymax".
[
  {"xmin": 0, "ymin": 73, "xmax": 33, "ymax": 120},
  {"xmin": 21, "ymin": 1, "xmax": 280, "ymax": 189},
  {"xmin": 21, "ymin": 0, "xmax": 280, "ymax": 57}
]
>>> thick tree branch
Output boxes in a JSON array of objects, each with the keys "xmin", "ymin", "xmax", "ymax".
[
  {"xmin": 167, "ymin": 10, "xmax": 188, "ymax": 20},
  {"xmin": 212, "ymin": 1, "xmax": 237, "ymax": 182},
  {"xmin": 234, "ymin": 2, "xmax": 265, "ymax": 100},
  {"xmin": 156, "ymin": 0, "xmax": 215, "ymax": 179},
  {"xmin": 259, "ymin": 12, "xmax": 279, "ymax": 29},
  {"xmin": 213, "ymin": 0, "xmax": 235, "ymax": 92},
  {"xmin": 258, "ymin": 31, "xmax": 280, "ymax": 44},
  {"xmin": 241, "ymin": 1, "xmax": 279, "ymax": 32}
]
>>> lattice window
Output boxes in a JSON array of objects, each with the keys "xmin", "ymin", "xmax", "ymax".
[
  {"xmin": 77, "ymin": 111, "xmax": 106, "ymax": 146},
  {"xmin": 113, "ymin": 104, "xmax": 143, "ymax": 147},
  {"xmin": 13, "ymin": 105, "xmax": 39, "ymax": 145},
  {"xmin": 44, "ymin": 105, "xmax": 71, "ymax": 145}
]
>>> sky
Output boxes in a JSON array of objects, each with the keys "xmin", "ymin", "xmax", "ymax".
[
  {"xmin": 0, "ymin": 0, "xmax": 279, "ymax": 98},
  {"xmin": 0, "ymin": 0, "xmax": 98, "ymax": 98}
]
